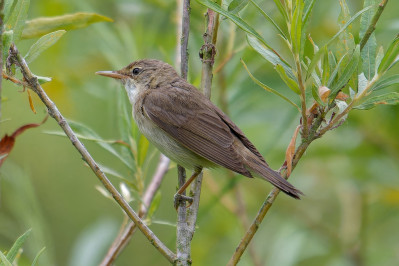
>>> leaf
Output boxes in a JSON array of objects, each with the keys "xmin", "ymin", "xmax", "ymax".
[
  {"xmin": 329, "ymin": 45, "xmax": 360, "ymax": 99},
  {"xmin": 60, "ymin": 120, "xmax": 134, "ymax": 171},
  {"xmin": 196, "ymin": 0, "xmax": 277, "ymax": 55},
  {"xmin": 372, "ymin": 74, "xmax": 399, "ymax": 91},
  {"xmin": 228, "ymin": 0, "xmax": 249, "ymax": 14},
  {"xmin": 249, "ymin": 0, "xmax": 286, "ymax": 38},
  {"xmin": 337, "ymin": 0, "xmax": 355, "ymax": 54},
  {"xmin": 27, "ymin": 89, "xmax": 36, "ymax": 113},
  {"xmin": 354, "ymin": 92, "xmax": 399, "ymax": 110},
  {"xmin": 0, "ymin": 117, "xmax": 48, "ymax": 167},
  {"xmin": 374, "ymin": 46, "xmax": 384, "ymax": 75},
  {"xmin": 327, "ymin": 5, "xmax": 373, "ymax": 47},
  {"xmin": 22, "ymin": 12, "xmax": 113, "ymax": 39},
  {"xmin": 334, "ymin": 100, "xmax": 349, "ymax": 121},
  {"xmin": 272, "ymin": 0, "xmax": 288, "ymax": 20},
  {"xmin": 138, "ymin": 134, "xmax": 149, "ymax": 167},
  {"xmin": 291, "ymin": 0, "xmax": 304, "ymax": 55},
  {"xmin": 241, "ymin": 59, "xmax": 300, "ymax": 111},
  {"xmin": 378, "ymin": 35, "xmax": 399, "ymax": 74},
  {"xmin": 5, "ymin": 0, "xmax": 30, "ymax": 42},
  {"xmin": 247, "ymin": 35, "xmax": 294, "ymax": 79},
  {"xmin": 31, "ymin": 247, "xmax": 46, "ymax": 266},
  {"xmin": 4, "ymin": 0, "xmax": 15, "ymax": 22},
  {"xmin": 357, "ymin": 72, "xmax": 368, "ymax": 95},
  {"xmin": 6, "ymin": 229, "xmax": 31, "ymax": 263},
  {"xmin": 2, "ymin": 30, "xmax": 13, "ymax": 63},
  {"xmin": 36, "ymin": 75, "xmax": 52, "ymax": 84},
  {"xmin": 147, "ymin": 191, "xmax": 162, "ymax": 219},
  {"xmin": 360, "ymin": 0, "xmax": 378, "ymax": 79},
  {"xmin": 24, "ymin": 30, "xmax": 66, "ymax": 63},
  {"xmin": 275, "ymin": 64, "xmax": 301, "ymax": 95},
  {"xmin": 0, "ymin": 251, "xmax": 12, "ymax": 266},
  {"xmin": 303, "ymin": 0, "xmax": 317, "ymax": 25},
  {"xmin": 285, "ymin": 125, "xmax": 300, "ymax": 177}
]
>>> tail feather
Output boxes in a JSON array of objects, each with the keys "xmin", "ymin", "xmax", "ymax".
[{"xmin": 245, "ymin": 156, "xmax": 303, "ymax": 199}]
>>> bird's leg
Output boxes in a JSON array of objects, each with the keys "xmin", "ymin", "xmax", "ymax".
[{"xmin": 174, "ymin": 167, "xmax": 202, "ymax": 209}]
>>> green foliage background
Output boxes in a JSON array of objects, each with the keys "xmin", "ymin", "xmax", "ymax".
[{"xmin": 1, "ymin": 0, "xmax": 399, "ymax": 265}]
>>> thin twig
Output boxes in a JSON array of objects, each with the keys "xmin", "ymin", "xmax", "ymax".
[
  {"xmin": 359, "ymin": 0, "xmax": 389, "ymax": 50},
  {"xmin": 7, "ymin": 44, "xmax": 177, "ymax": 264},
  {"xmin": 100, "ymin": 154, "xmax": 170, "ymax": 266},
  {"xmin": 176, "ymin": 0, "xmax": 191, "ymax": 265},
  {"xmin": 0, "ymin": 0, "xmax": 4, "ymax": 123}
]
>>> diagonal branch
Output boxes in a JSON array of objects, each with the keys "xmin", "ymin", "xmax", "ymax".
[{"xmin": 7, "ymin": 44, "xmax": 176, "ymax": 264}]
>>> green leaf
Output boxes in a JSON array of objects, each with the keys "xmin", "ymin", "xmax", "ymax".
[
  {"xmin": 2, "ymin": 30, "xmax": 13, "ymax": 64},
  {"xmin": 138, "ymin": 134, "xmax": 149, "ymax": 167},
  {"xmin": 275, "ymin": 64, "xmax": 301, "ymax": 95},
  {"xmin": 303, "ymin": 0, "xmax": 317, "ymax": 25},
  {"xmin": 6, "ymin": 229, "xmax": 31, "ymax": 263},
  {"xmin": 312, "ymin": 85, "xmax": 324, "ymax": 106},
  {"xmin": 378, "ymin": 35, "xmax": 399, "ymax": 74},
  {"xmin": 0, "ymin": 251, "xmax": 12, "ymax": 266},
  {"xmin": 291, "ymin": 0, "xmax": 304, "ymax": 55},
  {"xmin": 24, "ymin": 30, "xmax": 66, "ymax": 64},
  {"xmin": 374, "ymin": 46, "xmax": 384, "ymax": 75},
  {"xmin": 36, "ymin": 75, "xmax": 52, "ymax": 84},
  {"xmin": 360, "ymin": 0, "xmax": 378, "ymax": 79},
  {"xmin": 45, "ymin": 121, "xmax": 134, "ymax": 171},
  {"xmin": 147, "ymin": 191, "xmax": 162, "ymax": 219},
  {"xmin": 247, "ymin": 35, "xmax": 294, "ymax": 79},
  {"xmin": 31, "ymin": 247, "xmax": 46, "ymax": 266},
  {"xmin": 5, "ymin": 0, "xmax": 30, "ymax": 42},
  {"xmin": 228, "ymin": 0, "xmax": 249, "ymax": 14},
  {"xmin": 249, "ymin": 0, "xmax": 286, "ymax": 38},
  {"xmin": 354, "ymin": 92, "xmax": 399, "ymax": 110},
  {"xmin": 321, "ymin": 47, "xmax": 330, "ymax": 84},
  {"xmin": 196, "ymin": 0, "xmax": 276, "ymax": 54},
  {"xmin": 22, "ymin": 12, "xmax": 113, "ymax": 39},
  {"xmin": 329, "ymin": 45, "xmax": 360, "ymax": 98},
  {"xmin": 4, "ymin": 0, "xmax": 15, "ymax": 22},
  {"xmin": 327, "ymin": 52, "xmax": 347, "ymax": 88},
  {"xmin": 272, "ymin": 0, "xmax": 288, "ymax": 20},
  {"xmin": 327, "ymin": 5, "xmax": 373, "ymax": 48},
  {"xmin": 306, "ymin": 46, "xmax": 323, "ymax": 80},
  {"xmin": 241, "ymin": 59, "xmax": 300, "ymax": 111},
  {"xmin": 357, "ymin": 72, "xmax": 368, "ymax": 95},
  {"xmin": 372, "ymin": 74, "xmax": 399, "ymax": 91}
]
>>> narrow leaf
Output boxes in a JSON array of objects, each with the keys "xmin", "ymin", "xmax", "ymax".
[
  {"xmin": 360, "ymin": 0, "xmax": 378, "ymax": 79},
  {"xmin": 354, "ymin": 92, "xmax": 399, "ymax": 110},
  {"xmin": 247, "ymin": 35, "xmax": 294, "ymax": 79},
  {"xmin": 22, "ymin": 12, "xmax": 113, "ymax": 39},
  {"xmin": 228, "ymin": 0, "xmax": 249, "ymax": 14},
  {"xmin": 326, "ymin": 5, "xmax": 373, "ymax": 47},
  {"xmin": 6, "ymin": 229, "xmax": 31, "ymax": 263},
  {"xmin": 378, "ymin": 35, "xmax": 399, "ymax": 74},
  {"xmin": 31, "ymin": 247, "xmax": 46, "ymax": 266},
  {"xmin": 249, "ymin": 0, "xmax": 286, "ymax": 38},
  {"xmin": 303, "ymin": 0, "xmax": 317, "ymax": 25},
  {"xmin": 24, "ymin": 30, "xmax": 66, "ymax": 63},
  {"xmin": 196, "ymin": 0, "xmax": 277, "ymax": 55},
  {"xmin": 5, "ymin": 0, "xmax": 30, "ymax": 42},
  {"xmin": 329, "ymin": 45, "xmax": 360, "ymax": 98},
  {"xmin": 374, "ymin": 46, "xmax": 384, "ymax": 75},
  {"xmin": 147, "ymin": 191, "xmax": 162, "ymax": 219},
  {"xmin": 138, "ymin": 134, "xmax": 149, "ymax": 166},
  {"xmin": 2, "ymin": 30, "xmax": 14, "ymax": 64},
  {"xmin": 275, "ymin": 64, "xmax": 301, "ymax": 95},
  {"xmin": 4, "ymin": 0, "xmax": 15, "ymax": 22},
  {"xmin": 241, "ymin": 59, "xmax": 300, "ymax": 111},
  {"xmin": 285, "ymin": 125, "xmax": 300, "ymax": 177},
  {"xmin": 291, "ymin": 0, "xmax": 304, "ymax": 55},
  {"xmin": 372, "ymin": 74, "xmax": 399, "ymax": 91},
  {"xmin": 311, "ymin": 85, "xmax": 324, "ymax": 106},
  {"xmin": 0, "ymin": 251, "xmax": 12, "ymax": 266},
  {"xmin": 272, "ymin": 0, "xmax": 288, "ymax": 20},
  {"xmin": 357, "ymin": 72, "xmax": 368, "ymax": 95}
]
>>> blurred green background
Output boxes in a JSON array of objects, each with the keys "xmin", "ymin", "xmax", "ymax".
[{"xmin": 1, "ymin": 0, "xmax": 399, "ymax": 265}]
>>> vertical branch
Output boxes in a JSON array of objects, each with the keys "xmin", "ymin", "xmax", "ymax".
[
  {"xmin": 0, "ymin": 0, "xmax": 4, "ymax": 123},
  {"xmin": 176, "ymin": 1, "xmax": 191, "ymax": 265},
  {"xmin": 100, "ymin": 154, "xmax": 170, "ymax": 266}
]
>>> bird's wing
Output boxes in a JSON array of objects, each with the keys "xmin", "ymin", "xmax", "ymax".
[{"xmin": 142, "ymin": 86, "xmax": 252, "ymax": 177}]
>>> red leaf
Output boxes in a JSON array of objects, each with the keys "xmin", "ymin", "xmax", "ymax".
[{"xmin": 0, "ymin": 115, "xmax": 48, "ymax": 167}]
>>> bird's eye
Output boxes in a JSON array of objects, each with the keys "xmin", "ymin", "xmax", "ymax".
[{"xmin": 132, "ymin": 68, "xmax": 141, "ymax": 75}]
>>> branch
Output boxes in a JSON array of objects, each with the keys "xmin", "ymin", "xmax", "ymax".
[
  {"xmin": 7, "ymin": 44, "xmax": 177, "ymax": 264},
  {"xmin": 100, "ymin": 154, "xmax": 170, "ymax": 266},
  {"xmin": 359, "ymin": 0, "xmax": 389, "ymax": 50},
  {"xmin": 0, "ymin": 0, "xmax": 4, "ymax": 123}
]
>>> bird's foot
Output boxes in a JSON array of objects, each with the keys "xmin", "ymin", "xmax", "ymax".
[{"xmin": 174, "ymin": 193, "xmax": 193, "ymax": 210}]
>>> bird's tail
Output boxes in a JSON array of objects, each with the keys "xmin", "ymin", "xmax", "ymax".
[{"xmin": 245, "ymin": 156, "xmax": 303, "ymax": 199}]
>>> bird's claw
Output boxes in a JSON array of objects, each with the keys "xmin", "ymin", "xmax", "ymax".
[{"xmin": 174, "ymin": 193, "xmax": 193, "ymax": 210}]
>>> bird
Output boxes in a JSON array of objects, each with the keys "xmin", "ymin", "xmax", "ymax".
[{"xmin": 96, "ymin": 59, "xmax": 303, "ymax": 206}]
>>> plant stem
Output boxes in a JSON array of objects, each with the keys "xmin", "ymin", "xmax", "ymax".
[
  {"xmin": 7, "ymin": 44, "xmax": 176, "ymax": 264},
  {"xmin": 100, "ymin": 154, "xmax": 170, "ymax": 266},
  {"xmin": 359, "ymin": 0, "xmax": 389, "ymax": 50}
]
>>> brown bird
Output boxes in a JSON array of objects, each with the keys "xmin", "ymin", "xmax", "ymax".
[{"xmin": 96, "ymin": 59, "xmax": 303, "ymax": 205}]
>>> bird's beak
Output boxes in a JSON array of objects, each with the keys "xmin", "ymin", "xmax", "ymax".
[{"xmin": 95, "ymin": 71, "xmax": 126, "ymax": 79}]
